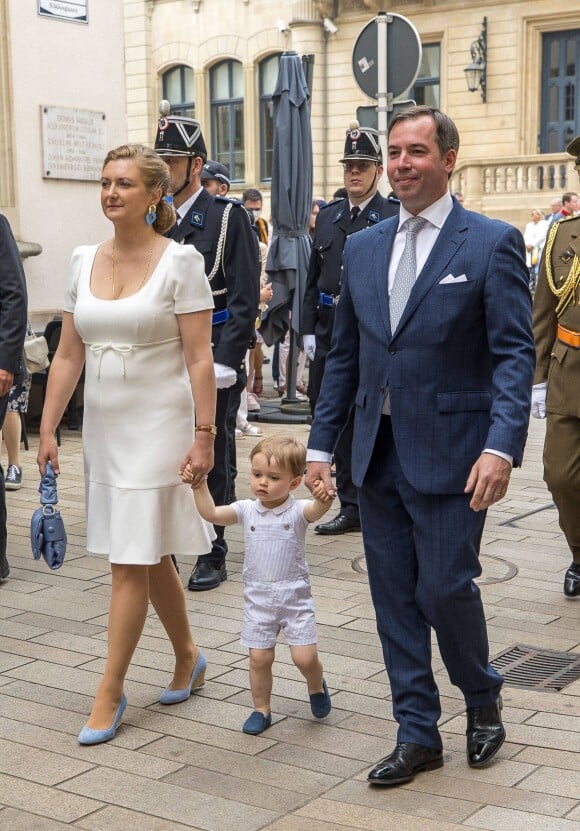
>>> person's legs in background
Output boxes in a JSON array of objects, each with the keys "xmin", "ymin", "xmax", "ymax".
[
  {"xmin": 2, "ymin": 412, "xmax": 23, "ymax": 490},
  {"xmin": 0, "ymin": 377, "xmax": 30, "ymax": 491},
  {"xmin": 272, "ymin": 340, "xmax": 280, "ymax": 390},
  {"xmin": 246, "ymin": 344, "xmax": 261, "ymax": 414},
  {"xmin": 278, "ymin": 331, "xmax": 290, "ymax": 396},
  {"xmin": 296, "ymin": 349, "xmax": 308, "ymax": 396},
  {"xmin": 252, "ymin": 339, "xmax": 264, "ymax": 395}
]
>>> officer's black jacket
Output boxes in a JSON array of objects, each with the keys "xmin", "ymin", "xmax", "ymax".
[
  {"xmin": 169, "ymin": 189, "xmax": 259, "ymax": 371},
  {"xmin": 301, "ymin": 192, "xmax": 399, "ymax": 352}
]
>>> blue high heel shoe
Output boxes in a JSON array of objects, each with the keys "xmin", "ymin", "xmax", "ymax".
[
  {"xmin": 159, "ymin": 651, "xmax": 207, "ymax": 704},
  {"xmin": 78, "ymin": 694, "xmax": 127, "ymax": 745}
]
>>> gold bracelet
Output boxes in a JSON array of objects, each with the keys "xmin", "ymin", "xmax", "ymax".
[{"xmin": 196, "ymin": 424, "xmax": 218, "ymax": 437}]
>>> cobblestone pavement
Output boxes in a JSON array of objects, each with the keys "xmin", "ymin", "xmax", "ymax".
[{"xmin": 0, "ymin": 362, "xmax": 579, "ymax": 830}]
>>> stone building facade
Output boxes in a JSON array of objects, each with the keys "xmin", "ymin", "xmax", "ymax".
[
  {"xmin": 0, "ymin": 0, "xmax": 127, "ymax": 318},
  {"xmin": 126, "ymin": 0, "xmax": 578, "ymax": 227}
]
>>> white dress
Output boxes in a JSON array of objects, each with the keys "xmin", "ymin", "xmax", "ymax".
[{"xmin": 64, "ymin": 241, "xmax": 215, "ymax": 565}]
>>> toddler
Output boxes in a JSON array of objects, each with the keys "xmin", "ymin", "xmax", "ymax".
[{"xmin": 185, "ymin": 435, "xmax": 334, "ymax": 734}]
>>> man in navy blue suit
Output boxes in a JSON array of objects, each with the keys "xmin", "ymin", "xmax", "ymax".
[{"xmin": 306, "ymin": 107, "xmax": 535, "ymax": 785}]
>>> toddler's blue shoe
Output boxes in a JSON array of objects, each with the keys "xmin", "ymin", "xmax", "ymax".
[
  {"xmin": 159, "ymin": 651, "xmax": 207, "ymax": 704},
  {"xmin": 242, "ymin": 710, "xmax": 272, "ymax": 735},
  {"xmin": 310, "ymin": 678, "xmax": 331, "ymax": 718},
  {"xmin": 78, "ymin": 694, "xmax": 127, "ymax": 745}
]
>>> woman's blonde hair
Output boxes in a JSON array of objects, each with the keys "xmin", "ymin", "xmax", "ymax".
[
  {"xmin": 250, "ymin": 436, "xmax": 306, "ymax": 479},
  {"xmin": 102, "ymin": 143, "xmax": 176, "ymax": 234}
]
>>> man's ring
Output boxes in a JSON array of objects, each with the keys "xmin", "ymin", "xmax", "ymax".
[{"xmin": 494, "ymin": 491, "xmax": 503, "ymax": 496}]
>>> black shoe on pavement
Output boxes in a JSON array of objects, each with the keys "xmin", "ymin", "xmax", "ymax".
[
  {"xmin": 466, "ymin": 695, "xmax": 505, "ymax": 767},
  {"xmin": 0, "ymin": 554, "xmax": 9, "ymax": 581},
  {"xmin": 315, "ymin": 513, "xmax": 361, "ymax": 535},
  {"xmin": 367, "ymin": 742, "xmax": 443, "ymax": 786},
  {"xmin": 563, "ymin": 563, "xmax": 580, "ymax": 598},
  {"xmin": 187, "ymin": 561, "xmax": 227, "ymax": 591}
]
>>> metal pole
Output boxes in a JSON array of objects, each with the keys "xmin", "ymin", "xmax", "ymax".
[{"xmin": 376, "ymin": 12, "xmax": 390, "ymax": 196}]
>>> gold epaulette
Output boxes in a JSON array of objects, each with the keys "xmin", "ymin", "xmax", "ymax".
[{"xmin": 544, "ymin": 220, "xmax": 580, "ymax": 316}]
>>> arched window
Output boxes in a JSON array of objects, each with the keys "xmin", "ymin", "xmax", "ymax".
[
  {"xmin": 210, "ymin": 60, "xmax": 244, "ymax": 181},
  {"xmin": 162, "ymin": 65, "xmax": 195, "ymax": 117},
  {"xmin": 259, "ymin": 54, "xmax": 281, "ymax": 181}
]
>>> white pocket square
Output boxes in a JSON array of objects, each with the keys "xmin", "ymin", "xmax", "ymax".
[{"xmin": 439, "ymin": 273, "xmax": 468, "ymax": 284}]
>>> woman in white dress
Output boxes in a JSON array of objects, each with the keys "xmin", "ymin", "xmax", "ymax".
[{"xmin": 38, "ymin": 144, "xmax": 217, "ymax": 745}]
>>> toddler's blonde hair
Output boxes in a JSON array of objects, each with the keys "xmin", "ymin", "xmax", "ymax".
[{"xmin": 250, "ymin": 436, "xmax": 306, "ymax": 479}]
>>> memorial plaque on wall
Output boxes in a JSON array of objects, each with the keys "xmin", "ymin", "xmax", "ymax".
[
  {"xmin": 38, "ymin": 1, "xmax": 88, "ymax": 24},
  {"xmin": 41, "ymin": 106, "xmax": 106, "ymax": 181}
]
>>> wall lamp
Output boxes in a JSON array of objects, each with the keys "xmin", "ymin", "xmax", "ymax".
[{"xmin": 464, "ymin": 17, "xmax": 487, "ymax": 102}]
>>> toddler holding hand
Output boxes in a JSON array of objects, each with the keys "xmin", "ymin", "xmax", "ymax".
[{"xmin": 184, "ymin": 435, "xmax": 334, "ymax": 734}]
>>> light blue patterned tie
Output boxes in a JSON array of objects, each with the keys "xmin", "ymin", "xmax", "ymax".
[{"xmin": 389, "ymin": 216, "xmax": 428, "ymax": 331}]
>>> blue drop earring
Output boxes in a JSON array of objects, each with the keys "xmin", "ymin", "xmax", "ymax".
[{"xmin": 146, "ymin": 204, "xmax": 157, "ymax": 225}]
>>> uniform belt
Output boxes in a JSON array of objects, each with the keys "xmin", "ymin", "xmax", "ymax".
[
  {"xmin": 212, "ymin": 309, "xmax": 230, "ymax": 326},
  {"xmin": 557, "ymin": 323, "xmax": 580, "ymax": 348},
  {"xmin": 319, "ymin": 292, "xmax": 338, "ymax": 307}
]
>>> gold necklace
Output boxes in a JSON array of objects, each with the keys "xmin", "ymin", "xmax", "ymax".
[{"xmin": 111, "ymin": 237, "xmax": 156, "ymax": 299}]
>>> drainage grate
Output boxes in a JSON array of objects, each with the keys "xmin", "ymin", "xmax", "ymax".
[{"xmin": 491, "ymin": 644, "xmax": 580, "ymax": 692}]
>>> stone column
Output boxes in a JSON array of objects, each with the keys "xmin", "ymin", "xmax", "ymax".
[
  {"xmin": 243, "ymin": 63, "xmax": 257, "ymax": 188},
  {"xmin": 288, "ymin": 2, "xmax": 326, "ymax": 200},
  {"xmin": 195, "ymin": 69, "xmax": 208, "ymax": 133},
  {"xmin": 124, "ymin": 0, "xmax": 154, "ymax": 143}
]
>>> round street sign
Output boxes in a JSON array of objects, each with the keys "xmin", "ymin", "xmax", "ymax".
[{"xmin": 352, "ymin": 14, "xmax": 422, "ymax": 100}]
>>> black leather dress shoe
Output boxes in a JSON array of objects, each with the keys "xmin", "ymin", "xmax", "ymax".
[
  {"xmin": 564, "ymin": 563, "xmax": 580, "ymax": 598},
  {"xmin": 315, "ymin": 513, "xmax": 361, "ymax": 535},
  {"xmin": 187, "ymin": 561, "xmax": 227, "ymax": 592},
  {"xmin": 466, "ymin": 695, "xmax": 505, "ymax": 767},
  {"xmin": 367, "ymin": 742, "xmax": 443, "ymax": 786}
]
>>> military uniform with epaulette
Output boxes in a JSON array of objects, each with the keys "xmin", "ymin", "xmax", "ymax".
[
  {"xmin": 532, "ymin": 134, "xmax": 580, "ymax": 597},
  {"xmin": 302, "ymin": 124, "xmax": 399, "ymax": 535},
  {"xmin": 155, "ymin": 103, "xmax": 260, "ymax": 590}
]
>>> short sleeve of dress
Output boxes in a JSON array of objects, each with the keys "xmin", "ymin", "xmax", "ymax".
[
  {"xmin": 170, "ymin": 244, "xmax": 215, "ymax": 315},
  {"xmin": 63, "ymin": 247, "xmax": 86, "ymax": 313}
]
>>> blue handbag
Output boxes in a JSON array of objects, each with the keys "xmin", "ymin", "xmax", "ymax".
[{"xmin": 30, "ymin": 462, "xmax": 67, "ymax": 570}]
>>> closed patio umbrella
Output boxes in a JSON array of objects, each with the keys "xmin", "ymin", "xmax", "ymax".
[{"xmin": 261, "ymin": 51, "xmax": 313, "ymax": 403}]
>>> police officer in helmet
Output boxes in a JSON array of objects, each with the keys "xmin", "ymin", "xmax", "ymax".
[
  {"xmin": 302, "ymin": 122, "xmax": 399, "ymax": 536},
  {"xmin": 155, "ymin": 102, "xmax": 259, "ymax": 591}
]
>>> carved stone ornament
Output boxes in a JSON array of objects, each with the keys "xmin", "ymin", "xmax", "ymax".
[
  {"xmin": 340, "ymin": 0, "xmax": 367, "ymax": 11},
  {"xmin": 314, "ymin": 0, "xmax": 336, "ymax": 16}
]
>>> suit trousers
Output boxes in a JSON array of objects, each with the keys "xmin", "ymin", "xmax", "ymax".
[
  {"xmin": 197, "ymin": 367, "xmax": 246, "ymax": 568},
  {"xmin": 0, "ymin": 393, "xmax": 9, "ymax": 578},
  {"xmin": 358, "ymin": 416, "xmax": 503, "ymax": 748},
  {"xmin": 543, "ymin": 412, "xmax": 580, "ymax": 562},
  {"xmin": 308, "ymin": 349, "xmax": 359, "ymax": 519}
]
